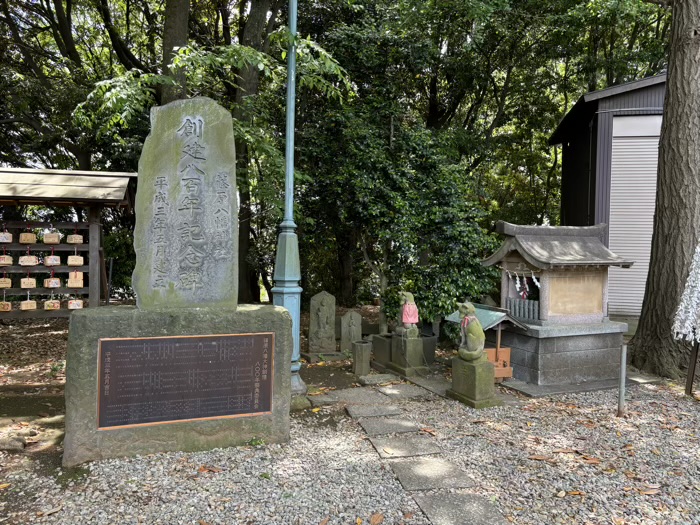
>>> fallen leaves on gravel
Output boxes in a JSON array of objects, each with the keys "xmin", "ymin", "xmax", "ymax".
[
  {"xmin": 420, "ymin": 427, "xmax": 437, "ymax": 436},
  {"xmin": 369, "ymin": 513, "xmax": 384, "ymax": 524},
  {"xmin": 318, "ymin": 518, "xmax": 330, "ymax": 525},
  {"xmin": 197, "ymin": 465, "xmax": 222, "ymax": 474},
  {"xmin": 0, "ymin": 483, "xmax": 10, "ymax": 490},
  {"xmin": 528, "ymin": 455, "xmax": 556, "ymax": 464}
]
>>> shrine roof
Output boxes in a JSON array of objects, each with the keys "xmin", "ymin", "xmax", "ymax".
[{"xmin": 482, "ymin": 221, "xmax": 634, "ymax": 270}]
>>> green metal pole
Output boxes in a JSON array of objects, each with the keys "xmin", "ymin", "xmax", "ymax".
[{"xmin": 272, "ymin": 0, "xmax": 306, "ymax": 396}]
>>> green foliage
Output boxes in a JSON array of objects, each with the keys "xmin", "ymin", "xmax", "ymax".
[{"xmin": 0, "ymin": 0, "xmax": 671, "ymax": 309}]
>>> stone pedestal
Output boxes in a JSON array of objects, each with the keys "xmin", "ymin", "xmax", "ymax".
[
  {"xmin": 447, "ymin": 356, "xmax": 502, "ymax": 409},
  {"xmin": 352, "ymin": 340, "xmax": 372, "ymax": 376},
  {"xmin": 63, "ymin": 305, "xmax": 292, "ymax": 467},
  {"xmin": 387, "ymin": 334, "xmax": 428, "ymax": 377},
  {"xmin": 488, "ymin": 321, "xmax": 627, "ymax": 385},
  {"xmin": 371, "ymin": 334, "xmax": 392, "ymax": 371}
]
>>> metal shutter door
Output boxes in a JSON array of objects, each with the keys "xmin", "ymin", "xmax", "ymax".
[{"xmin": 608, "ymin": 136, "xmax": 659, "ymax": 316}]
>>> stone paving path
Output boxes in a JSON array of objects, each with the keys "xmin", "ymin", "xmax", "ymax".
[{"xmin": 318, "ymin": 373, "xmax": 507, "ymax": 525}]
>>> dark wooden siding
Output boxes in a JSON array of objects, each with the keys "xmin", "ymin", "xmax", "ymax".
[
  {"xmin": 560, "ymin": 118, "xmax": 595, "ymax": 226},
  {"xmin": 598, "ymin": 83, "xmax": 666, "ymax": 112}
]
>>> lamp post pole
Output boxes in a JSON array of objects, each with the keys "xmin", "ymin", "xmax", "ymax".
[{"xmin": 272, "ymin": 0, "xmax": 306, "ymax": 396}]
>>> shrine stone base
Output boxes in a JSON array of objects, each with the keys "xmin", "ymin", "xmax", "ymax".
[
  {"xmin": 488, "ymin": 321, "xmax": 626, "ymax": 386},
  {"xmin": 446, "ymin": 356, "xmax": 502, "ymax": 409},
  {"xmin": 63, "ymin": 305, "xmax": 291, "ymax": 467}
]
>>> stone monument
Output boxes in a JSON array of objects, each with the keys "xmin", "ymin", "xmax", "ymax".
[
  {"xmin": 309, "ymin": 291, "xmax": 336, "ymax": 353},
  {"xmin": 447, "ymin": 302, "xmax": 502, "ymax": 409},
  {"xmin": 340, "ymin": 311, "xmax": 362, "ymax": 352},
  {"xmin": 63, "ymin": 98, "xmax": 291, "ymax": 467}
]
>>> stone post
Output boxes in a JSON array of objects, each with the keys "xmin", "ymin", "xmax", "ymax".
[{"xmin": 352, "ymin": 340, "xmax": 372, "ymax": 376}]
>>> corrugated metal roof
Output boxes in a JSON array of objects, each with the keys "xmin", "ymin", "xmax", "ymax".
[
  {"xmin": 445, "ymin": 304, "xmax": 528, "ymax": 331},
  {"xmin": 0, "ymin": 167, "xmax": 136, "ymax": 207},
  {"xmin": 549, "ymin": 74, "xmax": 666, "ymax": 146}
]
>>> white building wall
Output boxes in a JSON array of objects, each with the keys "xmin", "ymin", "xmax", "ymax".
[{"xmin": 608, "ymin": 115, "xmax": 662, "ymax": 317}]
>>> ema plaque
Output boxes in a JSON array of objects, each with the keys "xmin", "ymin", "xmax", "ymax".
[{"xmin": 97, "ymin": 333, "xmax": 273, "ymax": 429}]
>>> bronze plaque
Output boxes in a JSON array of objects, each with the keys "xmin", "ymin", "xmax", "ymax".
[{"xmin": 98, "ymin": 333, "xmax": 274, "ymax": 430}]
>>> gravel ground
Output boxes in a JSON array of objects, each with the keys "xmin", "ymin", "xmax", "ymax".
[{"xmin": 2, "ymin": 381, "xmax": 700, "ymax": 525}]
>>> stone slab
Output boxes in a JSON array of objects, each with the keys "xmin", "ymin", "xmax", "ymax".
[
  {"xmin": 346, "ymin": 405, "xmax": 403, "ymax": 419},
  {"xmin": 389, "ymin": 457, "xmax": 473, "ymax": 490},
  {"xmin": 63, "ymin": 305, "xmax": 291, "ymax": 467},
  {"xmin": 309, "ymin": 395, "xmax": 338, "ymax": 407},
  {"xmin": 412, "ymin": 493, "xmax": 507, "ymax": 525},
  {"xmin": 408, "ymin": 375, "xmax": 450, "ymax": 397},
  {"xmin": 133, "ymin": 97, "xmax": 238, "ymax": 310},
  {"xmin": 378, "ymin": 383, "xmax": 430, "ymax": 399},
  {"xmin": 501, "ymin": 377, "xmax": 642, "ymax": 398},
  {"xmin": 370, "ymin": 434, "xmax": 441, "ymax": 458},
  {"xmin": 331, "ymin": 388, "xmax": 392, "ymax": 405},
  {"xmin": 358, "ymin": 417, "xmax": 421, "ymax": 436},
  {"xmin": 358, "ymin": 373, "xmax": 398, "ymax": 386}
]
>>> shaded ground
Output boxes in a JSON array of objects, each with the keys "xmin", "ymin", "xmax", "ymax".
[{"xmin": 2, "ymin": 314, "xmax": 700, "ymax": 524}]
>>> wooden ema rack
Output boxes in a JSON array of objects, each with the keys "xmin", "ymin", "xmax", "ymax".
[{"xmin": 0, "ymin": 216, "xmax": 101, "ymax": 319}]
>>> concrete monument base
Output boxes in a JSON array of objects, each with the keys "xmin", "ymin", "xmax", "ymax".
[
  {"xmin": 488, "ymin": 322, "xmax": 626, "ymax": 386},
  {"xmin": 446, "ymin": 356, "xmax": 502, "ymax": 409},
  {"xmin": 63, "ymin": 305, "xmax": 291, "ymax": 467}
]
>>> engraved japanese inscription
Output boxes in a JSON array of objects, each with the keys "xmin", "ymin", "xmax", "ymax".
[
  {"xmin": 98, "ymin": 333, "xmax": 274, "ymax": 429},
  {"xmin": 133, "ymin": 97, "xmax": 238, "ymax": 309}
]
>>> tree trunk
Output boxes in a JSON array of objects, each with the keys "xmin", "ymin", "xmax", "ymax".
[
  {"xmin": 337, "ymin": 228, "xmax": 356, "ymax": 306},
  {"xmin": 161, "ymin": 0, "xmax": 190, "ymax": 104},
  {"xmin": 630, "ymin": 0, "xmax": 700, "ymax": 379},
  {"xmin": 234, "ymin": 0, "xmax": 274, "ymax": 303}
]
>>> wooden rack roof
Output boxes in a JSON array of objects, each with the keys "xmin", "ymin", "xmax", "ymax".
[{"xmin": 0, "ymin": 168, "xmax": 136, "ymax": 208}]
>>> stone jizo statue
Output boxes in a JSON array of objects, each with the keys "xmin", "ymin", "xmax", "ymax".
[
  {"xmin": 398, "ymin": 291, "xmax": 419, "ymax": 339},
  {"xmin": 458, "ymin": 301, "xmax": 484, "ymax": 361}
]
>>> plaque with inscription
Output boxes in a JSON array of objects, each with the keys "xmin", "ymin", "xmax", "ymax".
[{"xmin": 97, "ymin": 332, "xmax": 274, "ymax": 429}]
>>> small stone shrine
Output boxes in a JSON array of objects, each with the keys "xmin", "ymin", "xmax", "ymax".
[
  {"xmin": 340, "ymin": 311, "xmax": 362, "ymax": 352},
  {"xmin": 308, "ymin": 291, "xmax": 336, "ymax": 354},
  {"xmin": 482, "ymin": 221, "xmax": 632, "ymax": 386},
  {"xmin": 63, "ymin": 98, "xmax": 291, "ymax": 467}
]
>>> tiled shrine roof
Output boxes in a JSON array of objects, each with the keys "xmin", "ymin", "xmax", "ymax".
[{"xmin": 482, "ymin": 221, "xmax": 634, "ymax": 270}]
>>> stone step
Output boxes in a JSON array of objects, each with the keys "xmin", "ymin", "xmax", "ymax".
[
  {"xmin": 358, "ymin": 417, "xmax": 421, "ymax": 436},
  {"xmin": 370, "ymin": 434, "xmax": 441, "ymax": 459},
  {"xmin": 412, "ymin": 492, "xmax": 507, "ymax": 525},
  {"xmin": 389, "ymin": 457, "xmax": 473, "ymax": 491}
]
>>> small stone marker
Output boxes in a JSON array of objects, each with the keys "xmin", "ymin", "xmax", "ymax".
[
  {"xmin": 389, "ymin": 458, "xmax": 473, "ymax": 491},
  {"xmin": 309, "ymin": 291, "xmax": 336, "ymax": 353},
  {"xmin": 132, "ymin": 97, "xmax": 238, "ymax": 310},
  {"xmin": 351, "ymin": 340, "xmax": 371, "ymax": 376},
  {"xmin": 340, "ymin": 311, "xmax": 362, "ymax": 352}
]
